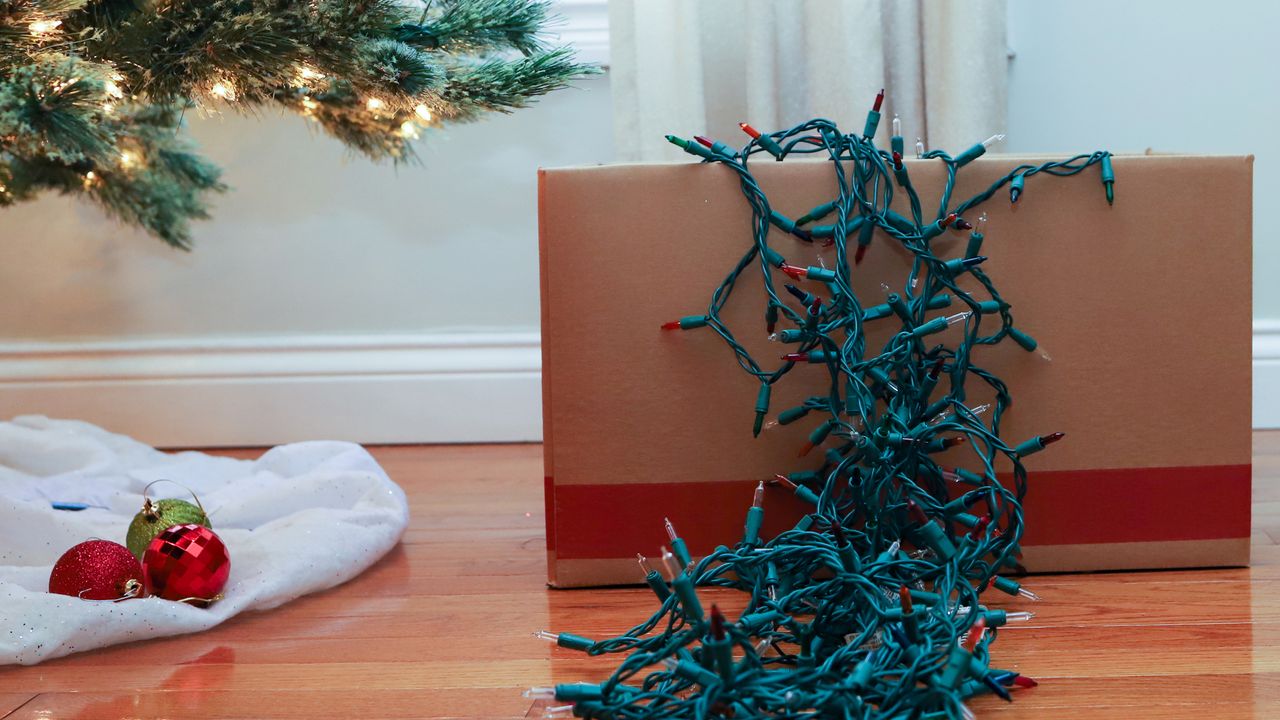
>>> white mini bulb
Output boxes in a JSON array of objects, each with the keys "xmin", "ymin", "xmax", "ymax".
[
  {"xmin": 29, "ymin": 19, "xmax": 61, "ymax": 35},
  {"xmin": 892, "ymin": 114, "xmax": 901, "ymax": 137},
  {"xmin": 982, "ymin": 133, "xmax": 1006, "ymax": 149},
  {"xmin": 524, "ymin": 687, "xmax": 556, "ymax": 700}
]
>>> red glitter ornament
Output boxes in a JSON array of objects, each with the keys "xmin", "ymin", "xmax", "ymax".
[
  {"xmin": 49, "ymin": 540, "xmax": 144, "ymax": 600},
  {"xmin": 142, "ymin": 524, "xmax": 230, "ymax": 605}
]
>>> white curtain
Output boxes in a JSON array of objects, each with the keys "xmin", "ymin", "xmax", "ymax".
[{"xmin": 608, "ymin": 0, "xmax": 1008, "ymax": 162}]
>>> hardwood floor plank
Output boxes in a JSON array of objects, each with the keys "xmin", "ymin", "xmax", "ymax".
[{"xmin": 0, "ymin": 694, "xmax": 36, "ymax": 719}]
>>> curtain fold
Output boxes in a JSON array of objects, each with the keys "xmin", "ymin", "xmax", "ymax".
[{"xmin": 609, "ymin": 0, "xmax": 1008, "ymax": 162}]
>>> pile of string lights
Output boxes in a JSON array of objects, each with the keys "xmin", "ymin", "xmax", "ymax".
[{"xmin": 529, "ymin": 91, "xmax": 1114, "ymax": 719}]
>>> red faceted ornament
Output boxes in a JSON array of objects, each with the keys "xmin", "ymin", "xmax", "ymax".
[
  {"xmin": 49, "ymin": 540, "xmax": 144, "ymax": 600},
  {"xmin": 142, "ymin": 524, "xmax": 230, "ymax": 605}
]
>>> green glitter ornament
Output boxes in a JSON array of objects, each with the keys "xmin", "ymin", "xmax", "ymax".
[{"xmin": 125, "ymin": 483, "xmax": 211, "ymax": 560}]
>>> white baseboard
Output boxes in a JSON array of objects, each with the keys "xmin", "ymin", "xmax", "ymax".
[
  {"xmin": 1256, "ymin": 321, "xmax": 1280, "ymax": 428},
  {"xmin": 5, "ymin": 320, "xmax": 1273, "ymax": 446},
  {"xmin": 0, "ymin": 333, "xmax": 541, "ymax": 448}
]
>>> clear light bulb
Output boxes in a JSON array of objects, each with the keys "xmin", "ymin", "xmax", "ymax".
[
  {"xmin": 664, "ymin": 517, "xmax": 678, "ymax": 543},
  {"xmin": 366, "ymin": 97, "xmax": 385, "ymax": 111},
  {"xmin": 533, "ymin": 631, "xmax": 561, "ymax": 643},
  {"xmin": 28, "ymin": 19, "xmax": 61, "ymax": 35},
  {"xmin": 975, "ymin": 212, "xmax": 988, "ymax": 236},
  {"xmin": 945, "ymin": 311, "xmax": 973, "ymax": 327},
  {"xmin": 982, "ymin": 133, "xmax": 1006, "ymax": 149},
  {"xmin": 915, "ymin": 137, "xmax": 925, "ymax": 158},
  {"xmin": 415, "ymin": 104, "xmax": 433, "ymax": 122},
  {"xmin": 544, "ymin": 704, "xmax": 575, "ymax": 718},
  {"xmin": 637, "ymin": 553, "xmax": 656, "ymax": 576},
  {"xmin": 661, "ymin": 546, "xmax": 683, "ymax": 578},
  {"xmin": 210, "ymin": 81, "xmax": 235, "ymax": 100},
  {"xmin": 524, "ymin": 687, "xmax": 556, "ymax": 700},
  {"xmin": 892, "ymin": 114, "xmax": 901, "ymax": 137}
]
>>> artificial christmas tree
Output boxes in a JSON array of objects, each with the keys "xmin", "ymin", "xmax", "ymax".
[{"xmin": 0, "ymin": 0, "xmax": 592, "ymax": 246}]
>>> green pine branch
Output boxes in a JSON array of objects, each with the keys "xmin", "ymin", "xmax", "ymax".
[{"xmin": 0, "ymin": 0, "xmax": 596, "ymax": 246}]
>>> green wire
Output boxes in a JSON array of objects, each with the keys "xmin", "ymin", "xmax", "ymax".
[{"xmin": 543, "ymin": 119, "xmax": 1111, "ymax": 720}]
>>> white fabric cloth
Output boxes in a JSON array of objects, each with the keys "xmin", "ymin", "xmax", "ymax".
[
  {"xmin": 609, "ymin": 0, "xmax": 1008, "ymax": 162},
  {"xmin": 0, "ymin": 416, "xmax": 409, "ymax": 665}
]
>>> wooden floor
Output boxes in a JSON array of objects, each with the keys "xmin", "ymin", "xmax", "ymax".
[{"xmin": 2, "ymin": 436, "xmax": 1279, "ymax": 719}]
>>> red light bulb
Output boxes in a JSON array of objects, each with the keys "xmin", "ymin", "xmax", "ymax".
[
  {"xmin": 661, "ymin": 320, "xmax": 682, "ymax": 330},
  {"xmin": 899, "ymin": 586, "xmax": 913, "ymax": 614},
  {"xmin": 710, "ymin": 604, "xmax": 727, "ymax": 640},
  {"xmin": 694, "ymin": 135, "xmax": 715, "ymax": 149},
  {"xmin": 1041, "ymin": 431, "xmax": 1066, "ymax": 446},
  {"xmin": 969, "ymin": 514, "xmax": 990, "ymax": 538},
  {"xmin": 739, "ymin": 122, "xmax": 762, "ymax": 139},
  {"xmin": 770, "ymin": 474, "xmax": 797, "ymax": 490},
  {"xmin": 1011, "ymin": 675, "xmax": 1039, "ymax": 689},
  {"xmin": 892, "ymin": 150, "xmax": 903, "ymax": 170},
  {"xmin": 831, "ymin": 521, "xmax": 848, "ymax": 547},
  {"xmin": 962, "ymin": 618, "xmax": 987, "ymax": 652},
  {"xmin": 854, "ymin": 244, "xmax": 868, "ymax": 265},
  {"xmin": 872, "ymin": 89, "xmax": 884, "ymax": 112}
]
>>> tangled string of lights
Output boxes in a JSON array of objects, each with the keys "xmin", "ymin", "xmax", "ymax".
[{"xmin": 531, "ymin": 90, "xmax": 1114, "ymax": 720}]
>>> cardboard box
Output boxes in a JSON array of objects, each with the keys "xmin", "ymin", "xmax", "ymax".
[{"xmin": 539, "ymin": 154, "xmax": 1253, "ymax": 588}]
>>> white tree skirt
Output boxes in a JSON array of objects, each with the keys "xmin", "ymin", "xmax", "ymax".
[{"xmin": 0, "ymin": 416, "xmax": 409, "ymax": 665}]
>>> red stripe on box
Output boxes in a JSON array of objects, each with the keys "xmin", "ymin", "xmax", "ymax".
[
  {"xmin": 549, "ymin": 464, "xmax": 1251, "ymax": 560},
  {"xmin": 544, "ymin": 476, "xmax": 556, "ymax": 550}
]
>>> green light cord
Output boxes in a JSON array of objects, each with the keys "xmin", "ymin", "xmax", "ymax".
[{"xmin": 538, "ymin": 117, "xmax": 1111, "ymax": 720}]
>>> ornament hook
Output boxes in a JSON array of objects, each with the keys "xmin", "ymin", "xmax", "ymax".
[{"xmin": 142, "ymin": 478, "xmax": 208, "ymax": 519}]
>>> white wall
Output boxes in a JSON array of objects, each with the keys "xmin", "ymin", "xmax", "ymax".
[
  {"xmin": 1005, "ymin": 0, "xmax": 1275, "ymax": 425},
  {"xmin": 0, "ymin": 77, "xmax": 613, "ymax": 339},
  {"xmin": 1007, "ymin": 0, "xmax": 1271, "ymax": 312}
]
